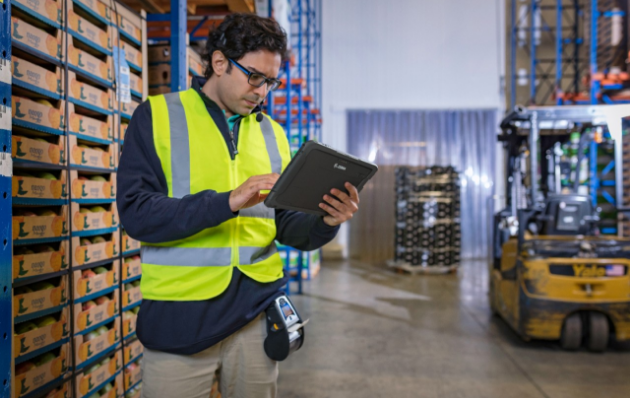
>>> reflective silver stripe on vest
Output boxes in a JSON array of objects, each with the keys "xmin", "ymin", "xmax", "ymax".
[
  {"xmin": 260, "ymin": 116, "xmax": 282, "ymax": 174},
  {"xmin": 240, "ymin": 202, "xmax": 275, "ymax": 219},
  {"xmin": 141, "ymin": 246, "xmax": 231, "ymax": 266},
  {"xmin": 165, "ymin": 93, "xmax": 190, "ymax": 198},
  {"xmin": 239, "ymin": 245, "xmax": 278, "ymax": 265}
]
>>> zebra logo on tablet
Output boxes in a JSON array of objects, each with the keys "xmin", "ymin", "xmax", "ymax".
[{"xmin": 334, "ymin": 163, "xmax": 346, "ymax": 171}]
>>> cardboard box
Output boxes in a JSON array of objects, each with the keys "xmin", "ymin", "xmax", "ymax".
[
  {"xmin": 74, "ymin": 320, "xmax": 120, "ymax": 366},
  {"xmin": 148, "ymin": 45, "xmax": 203, "ymax": 75},
  {"xmin": 113, "ymin": 1, "xmax": 143, "ymax": 32},
  {"xmin": 129, "ymin": 73, "xmax": 143, "ymax": 97},
  {"xmin": 72, "ymin": 230, "xmax": 120, "ymax": 267},
  {"xmin": 70, "ymin": 172, "xmax": 117, "ymax": 203},
  {"xmin": 12, "ymin": 134, "xmax": 65, "ymax": 167},
  {"xmin": 69, "ymin": 135, "xmax": 115, "ymax": 170},
  {"xmin": 68, "ymin": 2, "xmax": 113, "ymax": 55},
  {"xmin": 189, "ymin": 49, "xmax": 204, "ymax": 76},
  {"xmin": 119, "ymin": 122, "xmax": 129, "ymax": 142},
  {"xmin": 122, "ymin": 255, "xmax": 141, "ymax": 280},
  {"xmin": 66, "ymin": 41, "xmax": 114, "ymax": 86},
  {"xmin": 11, "ymin": 16, "xmax": 62, "ymax": 61},
  {"xmin": 124, "ymin": 359, "xmax": 142, "ymax": 390},
  {"xmin": 112, "ymin": 372, "xmax": 125, "ymax": 398},
  {"xmin": 122, "ymin": 309, "xmax": 137, "ymax": 338},
  {"xmin": 148, "ymin": 45, "xmax": 170, "ymax": 63},
  {"xmin": 73, "ymin": 0, "xmax": 112, "ymax": 24},
  {"xmin": 43, "ymin": 381, "xmax": 71, "ymax": 398},
  {"xmin": 122, "ymin": 41, "xmax": 143, "ymax": 70},
  {"xmin": 117, "ymin": 14, "xmax": 142, "ymax": 45},
  {"xmin": 12, "ymin": 205, "xmax": 69, "ymax": 242},
  {"xmin": 74, "ymin": 290, "xmax": 119, "ymax": 333},
  {"xmin": 122, "ymin": 284, "xmax": 141, "ymax": 309},
  {"xmin": 69, "ymin": 102, "xmax": 114, "ymax": 143},
  {"xmin": 14, "ymin": 343, "xmax": 69, "ymax": 398},
  {"xmin": 129, "ymin": 386, "xmax": 142, "ymax": 398},
  {"xmin": 121, "ymin": 98, "xmax": 140, "ymax": 119},
  {"xmin": 13, "ymin": 240, "xmax": 69, "ymax": 281},
  {"xmin": 12, "ymin": 95, "xmax": 63, "ymax": 135},
  {"xmin": 13, "ymin": 0, "xmax": 62, "ymax": 27},
  {"xmin": 14, "ymin": 307, "xmax": 69, "ymax": 359},
  {"xmin": 76, "ymin": 349, "xmax": 122, "ymax": 398},
  {"xmin": 13, "ymin": 170, "xmax": 68, "ymax": 201},
  {"xmin": 71, "ymin": 202, "xmax": 119, "ymax": 235},
  {"xmin": 73, "ymin": 260, "xmax": 120, "ymax": 300},
  {"xmin": 13, "ymin": 276, "xmax": 68, "ymax": 318},
  {"xmin": 11, "ymin": 56, "xmax": 63, "ymax": 98},
  {"xmin": 68, "ymin": 71, "xmax": 114, "ymax": 114},
  {"xmin": 123, "ymin": 338, "xmax": 143, "ymax": 365},
  {"xmin": 149, "ymin": 63, "xmax": 170, "ymax": 86}
]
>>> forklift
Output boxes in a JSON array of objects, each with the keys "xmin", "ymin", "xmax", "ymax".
[{"xmin": 491, "ymin": 105, "xmax": 630, "ymax": 351}]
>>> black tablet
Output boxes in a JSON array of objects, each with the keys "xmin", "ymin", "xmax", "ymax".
[{"xmin": 265, "ymin": 141, "xmax": 378, "ymax": 216}]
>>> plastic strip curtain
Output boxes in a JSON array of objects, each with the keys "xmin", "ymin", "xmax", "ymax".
[{"xmin": 347, "ymin": 109, "xmax": 498, "ymax": 259}]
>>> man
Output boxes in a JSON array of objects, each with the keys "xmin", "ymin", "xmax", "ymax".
[{"xmin": 117, "ymin": 13, "xmax": 360, "ymax": 398}]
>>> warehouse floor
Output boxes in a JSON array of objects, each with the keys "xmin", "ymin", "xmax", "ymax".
[{"xmin": 278, "ymin": 260, "xmax": 630, "ymax": 398}]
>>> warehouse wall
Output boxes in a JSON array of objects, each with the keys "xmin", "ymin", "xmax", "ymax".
[
  {"xmin": 321, "ymin": 0, "xmax": 506, "ymax": 151},
  {"xmin": 320, "ymin": 0, "xmax": 506, "ymax": 258}
]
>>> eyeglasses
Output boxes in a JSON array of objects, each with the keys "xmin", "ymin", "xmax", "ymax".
[{"xmin": 228, "ymin": 58, "xmax": 282, "ymax": 92}]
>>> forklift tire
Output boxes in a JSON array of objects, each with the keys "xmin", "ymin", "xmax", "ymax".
[
  {"xmin": 587, "ymin": 312, "xmax": 609, "ymax": 352},
  {"xmin": 560, "ymin": 313, "xmax": 582, "ymax": 350}
]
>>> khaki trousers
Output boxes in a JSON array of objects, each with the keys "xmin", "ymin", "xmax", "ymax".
[{"xmin": 141, "ymin": 313, "xmax": 278, "ymax": 398}]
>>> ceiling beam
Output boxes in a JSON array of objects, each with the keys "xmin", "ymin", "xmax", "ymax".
[
  {"xmin": 135, "ymin": 0, "xmax": 165, "ymax": 14},
  {"xmin": 225, "ymin": 0, "xmax": 254, "ymax": 13}
]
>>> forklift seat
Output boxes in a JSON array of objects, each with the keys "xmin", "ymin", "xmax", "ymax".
[{"xmin": 542, "ymin": 194, "xmax": 593, "ymax": 236}]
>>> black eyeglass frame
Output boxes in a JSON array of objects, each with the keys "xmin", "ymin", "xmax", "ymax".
[{"xmin": 228, "ymin": 58, "xmax": 282, "ymax": 92}]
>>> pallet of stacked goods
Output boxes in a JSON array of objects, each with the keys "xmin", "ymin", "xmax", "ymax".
[
  {"xmin": 147, "ymin": 44, "xmax": 203, "ymax": 94},
  {"xmin": 388, "ymin": 166, "xmax": 461, "ymax": 274},
  {"xmin": 9, "ymin": 0, "xmax": 74, "ymax": 395},
  {"xmin": 109, "ymin": 3, "xmax": 147, "ymax": 396},
  {"xmin": 74, "ymin": 348, "xmax": 123, "ymax": 398}
]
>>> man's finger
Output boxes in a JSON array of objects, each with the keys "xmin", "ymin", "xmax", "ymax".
[
  {"xmin": 345, "ymin": 183, "xmax": 360, "ymax": 204},
  {"xmin": 330, "ymin": 189, "xmax": 357, "ymax": 211},
  {"xmin": 323, "ymin": 195, "xmax": 346, "ymax": 213},
  {"xmin": 319, "ymin": 202, "xmax": 342, "ymax": 219}
]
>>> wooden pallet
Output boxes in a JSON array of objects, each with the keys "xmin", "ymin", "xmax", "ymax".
[{"xmin": 386, "ymin": 260, "xmax": 458, "ymax": 275}]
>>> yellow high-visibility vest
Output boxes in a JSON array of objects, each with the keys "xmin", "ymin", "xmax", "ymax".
[{"xmin": 140, "ymin": 88, "xmax": 291, "ymax": 301}]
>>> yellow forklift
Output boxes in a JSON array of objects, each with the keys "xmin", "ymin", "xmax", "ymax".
[{"xmin": 491, "ymin": 105, "xmax": 630, "ymax": 351}]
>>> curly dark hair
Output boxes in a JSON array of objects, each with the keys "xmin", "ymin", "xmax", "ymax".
[{"xmin": 203, "ymin": 13, "xmax": 289, "ymax": 78}]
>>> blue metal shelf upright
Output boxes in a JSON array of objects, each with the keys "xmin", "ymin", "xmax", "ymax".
[
  {"xmin": 510, "ymin": 0, "xmax": 628, "ymax": 107},
  {"xmin": 0, "ymin": 0, "xmax": 12, "ymax": 394},
  {"xmin": 266, "ymin": 0, "xmax": 322, "ymax": 294}
]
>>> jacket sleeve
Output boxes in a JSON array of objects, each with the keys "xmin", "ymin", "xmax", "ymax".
[
  {"xmin": 275, "ymin": 210, "xmax": 340, "ymax": 251},
  {"xmin": 116, "ymin": 101, "xmax": 236, "ymax": 244},
  {"xmin": 268, "ymin": 118, "xmax": 340, "ymax": 250}
]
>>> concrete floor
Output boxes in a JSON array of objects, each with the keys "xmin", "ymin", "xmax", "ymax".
[{"xmin": 278, "ymin": 260, "xmax": 630, "ymax": 398}]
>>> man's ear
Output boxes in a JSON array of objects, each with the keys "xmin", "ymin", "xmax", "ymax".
[{"xmin": 212, "ymin": 50, "xmax": 229, "ymax": 76}]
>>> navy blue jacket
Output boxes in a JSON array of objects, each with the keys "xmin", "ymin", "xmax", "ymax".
[{"xmin": 116, "ymin": 78, "xmax": 339, "ymax": 354}]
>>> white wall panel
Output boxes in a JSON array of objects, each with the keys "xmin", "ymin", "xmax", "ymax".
[{"xmin": 321, "ymin": 0, "xmax": 504, "ymax": 149}]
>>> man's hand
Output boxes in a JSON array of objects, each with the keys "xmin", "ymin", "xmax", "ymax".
[
  {"xmin": 319, "ymin": 182, "xmax": 360, "ymax": 227},
  {"xmin": 229, "ymin": 174, "xmax": 279, "ymax": 212}
]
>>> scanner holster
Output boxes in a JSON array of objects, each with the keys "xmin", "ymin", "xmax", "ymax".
[{"xmin": 263, "ymin": 296, "xmax": 306, "ymax": 361}]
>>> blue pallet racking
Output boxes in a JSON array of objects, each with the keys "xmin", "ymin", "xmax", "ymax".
[
  {"xmin": 266, "ymin": 0, "xmax": 322, "ymax": 294},
  {"xmin": 510, "ymin": 0, "xmax": 628, "ymax": 107},
  {"xmin": 1, "ymin": 0, "xmax": 13, "ymax": 395}
]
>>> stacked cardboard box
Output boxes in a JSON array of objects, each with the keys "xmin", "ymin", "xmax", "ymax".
[{"xmin": 10, "ymin": 0, "xmax": 147, "ymax": 396}]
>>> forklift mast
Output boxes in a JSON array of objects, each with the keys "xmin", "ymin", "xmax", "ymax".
[{"xmin": 498, "ymin": 105, "xmax": 630, "ymax": 220}]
